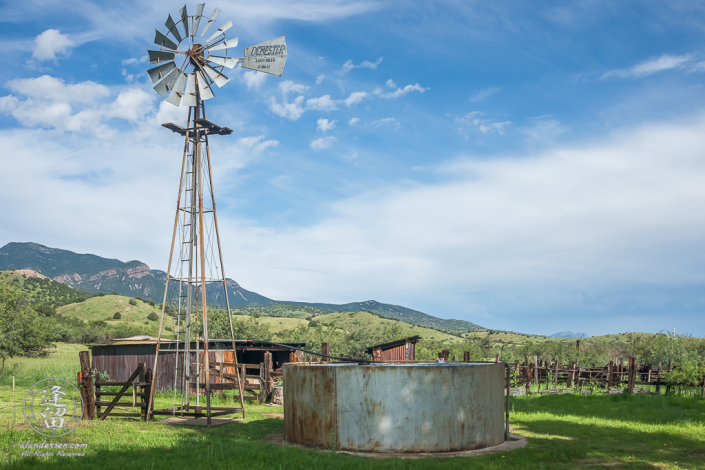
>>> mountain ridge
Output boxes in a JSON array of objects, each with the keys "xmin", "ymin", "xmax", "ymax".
[{"xmin": 0, "ymin": 242, "xmax": 483, "ymax": 333}]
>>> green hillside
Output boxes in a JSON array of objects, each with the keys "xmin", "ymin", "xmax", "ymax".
[
  {"xmin": 315, "ymin": 311, "xmax": 462, "ymax": 345},
  {"xmin": 232, "ymin": 314, "xmax": 309, "ymax": 333},
  {"xmin": 233, "ymin": 303, "xmax": 328, "ymax": 319},
  {"xmin": 0, "ymin": 269, "xmax": 94, "ymax": 307}
]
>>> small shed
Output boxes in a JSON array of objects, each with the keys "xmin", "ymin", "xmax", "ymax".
[{"xmin": 365, "ymin": 336, "xmax": 421, "ymax": 362}]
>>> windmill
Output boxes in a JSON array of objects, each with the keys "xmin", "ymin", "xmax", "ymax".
[{"xmin": 145, "ymin": 4, "xmax": 287, "ymax": 426}]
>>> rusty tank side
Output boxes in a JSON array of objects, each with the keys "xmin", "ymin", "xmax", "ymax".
[{"xmin": 283, "ymin": 362, "xmax": 505, "ymax": 453}]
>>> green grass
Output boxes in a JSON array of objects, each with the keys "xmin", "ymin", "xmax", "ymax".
[
  {"xmin": 316, "ymin": 311, "xmax": 462, "ymax": 344},
  {"xmin": 57, "ymin": 295, "xmax": 163, "ymax": 327},
  {"xmin": 231, "ymin": 315, "xmax": 309, "ymax": 334},
  {"xmin": 0, "ymin": 346, "xmax": 704, "ymax": 468},
  {"xmin": 234, "ymin": 303, "xmax": 329, "ymax": 319}
]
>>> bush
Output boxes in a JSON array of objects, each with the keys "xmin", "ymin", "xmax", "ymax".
[
  {"xmin": 110, "ymin": 291, "xmax": 118, "ymax": 295},
  {"xmin": 98, "ymin": 292, "xmax": 106, "ymax": 297},
  {"xmin": 148, "ymin": 300, "xmax": 155, "ymax": 307},
  {"xmin": 308, "ymin": 320, "xmax": 318, "ymax": 328},
  {"xmin": 113, "ymin": 312, "xmax": 121, "ymax": 319},
  {"xmin": 147, "ymin": 312, "xmax": 159, "ymax": 321},
  {"xmin": 128, "ymin": 299, "xmax": 137, "ymax": 306},
  {"xmin": 135, "ymin": 296, "xmax": 143, "ymax": 301}
]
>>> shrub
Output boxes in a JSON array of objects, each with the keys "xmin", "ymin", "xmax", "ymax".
[
  {"xmin": 147, "ymin": 312, "xmax": 159, "ymax": 321},
  {"xmin": 113, "ymin": 312, "xmax": 121, "ymax": 319},
  {"xmin": 149, "ymin": 300, "xmax": 155, "ymax": 307},
  {"xmin": 128, "ymin": 299, "xmax": 137, "ymax": 306},
  {"xmin": 135, "ymin": 296, "xmax": 143, "ymax": 301},
  {"xmin": 98, "ymin": 292, "xmax": 106, "ymax": 297},
  {"xmin": 110, "ymin": 291, "xmax": 118, "ymax": 295},
  {"xmin": 308, "ymin": 320, "xmax": 318, "ymax": 328}
]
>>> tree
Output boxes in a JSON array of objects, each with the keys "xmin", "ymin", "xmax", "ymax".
[
  {"xmin": 0, "ymin": 285, "xmax": 52, "ymax": 380},
  {"xmin": 113, "ymin": 312, "xmax": 122, "ymax": 319},
  {"xmin": 147, "ymin": 312, "xmax": 159, "ymax": 321}
]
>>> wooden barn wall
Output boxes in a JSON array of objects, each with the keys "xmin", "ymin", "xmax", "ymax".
[
  {"xmin": 376, "ymin": 343, "xmax": 416, "ymax": 362},
  {"xmin": 92, "ymin": 345, "xmax": 294, "ymax": 392}
]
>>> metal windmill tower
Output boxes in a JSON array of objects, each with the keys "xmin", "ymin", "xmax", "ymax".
[{"xmin": 145, "ymin": 4, "xmax": 287, "ymax": 424}]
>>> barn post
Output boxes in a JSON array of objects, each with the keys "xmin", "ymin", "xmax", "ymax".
[
  {"xmin": 78, "ymin": 351, "xmax": 95, "ymax": 420},
  {"xmin": 321, "ymin": 343, "xmax": 330, "ymax": 363}
]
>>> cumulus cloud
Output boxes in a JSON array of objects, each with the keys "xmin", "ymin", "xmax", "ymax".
[
  {"xmin": 268, "ymin": 95, "xmax": 305, "ymax": 121},
  {"xmin": 241, "ymin": 71, "xmax": 268, "ymax": 89},
  {"xmin": 602, "ymin": 54, "xmax": 693, "ymax": 79},
  {"xmin": 344, "ymin": 91, "xmax": 367, "ymax": 107},
  {"xmin": 317, "ymin": 118, "xmax": 337, "ymax": 132},
  {"xmin": 374, "ymin": 83, "xmax": 429, "ymax": 99},
  {"xmin": 311, "ymin": 136, "xmax": 336, "ymax": 149},
  {"xmin": 315, "ymin": 74, "xmax": 327, "ymax": 84},
  {"xmin": 32, "ymin": 29, "xmax": 74, "ymax": 62},
  {"xmin": 348, "ymin": 117, "xmax": 360, "ymax": 126},
  {"xmin": 340, "ymin": 57, "xmax": 383, "ymax": 74},
  {"xmin": 279, "ymin": 80, "xmax": 310, "ymax": 96},
  {"xmin": 306, "ymin": 95, "xmax": 339, "ymax": 111}
]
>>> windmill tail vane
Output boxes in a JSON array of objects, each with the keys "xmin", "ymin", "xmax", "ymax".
[{"xmin": 143, "ymin": 4, "xmax": 287, "ymax": 427}]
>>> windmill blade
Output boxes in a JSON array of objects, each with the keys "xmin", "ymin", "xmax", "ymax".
[
  {"xmin": 242, "ymin": 56, "xmax": 287, "ymax": 76},
  {"xmin": 207, "ymin": 55, "xmax": 238, "ymax": 69},
  {"xmin": 148, "ymin": 50, "xmax": 175, "ymax": 64},
  {"xmin": 147, "ymin": 61, "xmax": 176, "ymax": 83},
  {"xmin": 207, "ymin": 37, "xmax": 237, "ymax": 52},
  {"xmin": 200, "ymin": 7, "xmax": 221, "ymax": 37},
  {"xmin": 182, "ymin": 73, "xmax": 197, "ymax": 107},
  {"xmin": 154, "ymin": 30, "xmax": 178, "ymax": 51},
  {"xmin": 244, "ymin": 36, "xmax": 287, "ymax": 58},
  {"xmin": 206, "ymin": 19, "xmax": 232, "ymax": 43},
  {"xmin": 165, "ymin": 72, "xmax": 187, "ymax": 106},
  {"xmin": 165, "ymin": 15, "xmax": 183, "ymax": 44},
  {"xmin": 153, "ymin": 67, "xmax": 180, "ymax": 98},
  {"xmin": 193, "ymin": 3, "xmax": 205, "ymax": 36},
  {"xmin": 204, "ymin": 64, "xmax": 230, "ymax": 87},
  {"xmin": 179, "ymin": 5, "xmax": 189, "ymax": 38},
  {"xmin": 197, "ymin": 71, "xmax": 215, "ymax": 100}
]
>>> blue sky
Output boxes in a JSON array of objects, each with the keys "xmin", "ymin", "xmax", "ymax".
[{"xmin": 1, "ymin": 1, "xmax": 705, "ymax": 336}]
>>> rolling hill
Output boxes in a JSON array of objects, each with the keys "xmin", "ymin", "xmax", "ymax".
[{"xmin": 0, "ymin": 269, "xmax": 95, "ymax": 307}]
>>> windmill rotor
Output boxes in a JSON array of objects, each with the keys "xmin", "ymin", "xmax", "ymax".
[{"xmin": 147, "ymin": 3, "xmax": 288, "ymax": 106}]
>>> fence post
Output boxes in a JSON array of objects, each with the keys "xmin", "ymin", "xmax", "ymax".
[
  {"xmin": 78, "ymin": 351, "xmax": 95, "ymax": 420},
  {"xmin": 264, "ymin": 351, "xmax": 273, "ymax": 400},
  {"xmin": 259, "ymin": 363, "xmax": 265, "ymax": 404},
  {"xmin": 139, "ymin": 363, "xmax": 147, "ymax": 418},
  {"xmin": 145, "ymin": 367, "xmax": 153, "ymax": 419},
  {"xmin": 505, "ymin": 363, "xmax": 510, "ymax": 441},
  {"xmin": 321, "ymin": 343, "xmax": 330, "ymax": 363},
  {"xmin": 627, "ymin": 357, "xmax": 636, "ymax": 394},
  {"xmin": 533, "ymin": 356, "xmax": 538, "ymax": 385},
  {"xmin": 566, "ymin": 361, "xmax": 575, "ymax": 388}
]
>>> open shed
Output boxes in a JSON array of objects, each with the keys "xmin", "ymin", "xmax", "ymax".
[{"xmin": 365, "ymin": 335, "xmax": 421, "ymax": 361}]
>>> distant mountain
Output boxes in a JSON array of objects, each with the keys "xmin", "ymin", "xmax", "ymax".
[
  {"xmin": 0, "ymin": 242, "xmax": 484, "ymax": 334},
  {"xmin": 280, "ymin": 300, "xmax": 482, "ymax": 334},
  {"xmin": 550, "ymin": 331, "xmax": 590, "ymax": 338}
]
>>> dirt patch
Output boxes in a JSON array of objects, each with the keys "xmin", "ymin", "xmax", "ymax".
[
  {"xmin": 262, "ymin": 413, "xmax": 284, "ymax": 419},
  {"xmin": 266, "ymin": 433, "xmax": 528, "ymax": 459}
]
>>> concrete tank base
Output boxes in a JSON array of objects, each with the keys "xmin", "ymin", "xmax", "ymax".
[{"xmin": 283, "ymin": 362, "xmax": 505, "ymax": 453}]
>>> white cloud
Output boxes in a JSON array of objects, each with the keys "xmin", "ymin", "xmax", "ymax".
[
  {"xmin": 456, "ymin": 111, "xmax": 511, "ymax": 135},
  {"xmin": 373, "ymin": 83, "xmax": 429, "ymax": 99},
  {"xmin": 348, "ymin": 117, "xmax": 360, "ymax": 126},
  {"xmin": 386, "ymin": 79, "xmax": 396, "ymax": 88},
  {"xmin": 237, "ymin": 135, "xmax": 280, "ymax": 155},
  {"xmin": 306, "ymin": 95, "xmax": 339, "ymax": 111},
  {"xmin": 315, "ymin": 74, "xmax": 327, "ymax": 84},
  {"xmin": 340, "ymin": 57, "xmax": 383, "ymax": 74},
  {"xmin": 372, "ymin": 117, "xmax": 400, "ymax": 129},
  {"xmin": 311, "ymin": 136, "xmax": 336, "ymax": 150},
  {"xmin": 344, "ymin": 91, "xmax": 367, "ymax": 107},
  {"xmin": 471, "ymin": 86, "xmax": 502, "ymax": 102},
  {"xmin": 122, "ymin": 56, "xmax": 148, "ymax": 66},
  {"xmin": 602, "ymin": 54, "xmax": 693, "ymax": 79},
  {"xmin": 108, "ymin": 89, "xmax": 154, "ymax": 122},
  {"xmin": 32, "ymin": 29, "xmax": 73, "ymax": 62},
  {"xmin": 7, "ymin": 75, "xmax": 109, "ymax": 104},
  {"xmin": 241, "ymin": 71, "xmax": 268, "ymax": 89},
  {"xmin": 317, "ymin": 118, "xmax": 337, "ymax": 132},
  {"xmin": 268, "ymin": 95, "xmax": 305, "ymax": 121},
  {"xmin": 279, "ymin": 80, "xmax": 310, "ymax": 96}
]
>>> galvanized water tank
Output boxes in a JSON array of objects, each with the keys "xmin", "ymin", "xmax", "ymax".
[{"xmin": 284, "ymin": 362, "xmax": 505, "ymax": 453}]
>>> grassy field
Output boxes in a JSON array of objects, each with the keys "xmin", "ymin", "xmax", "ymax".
[
  {"xmin": 231, "ymin": 315, "xmax": 309, "ymax": 334},
  {"xmin": 57, "ymin": 295, "xmax": 163, "ymax": 327},
  {"xmin": 316, "ymin": 311, "xmax": 462, "ymax": 344},
  {"xmin": 0, "ymin": 345, "xmax": 704, "ymax": 468}
]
